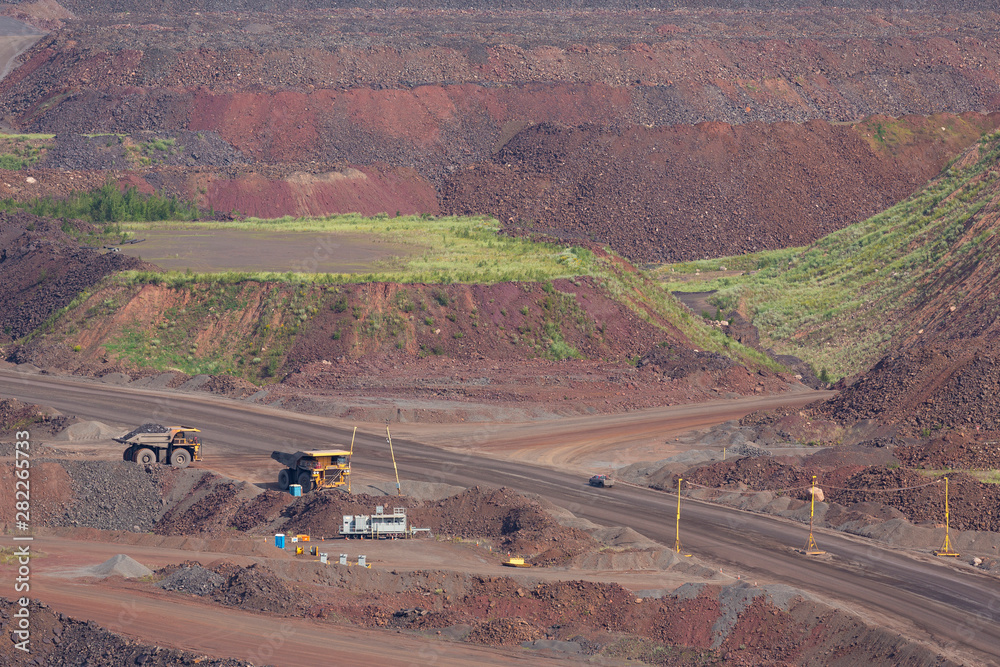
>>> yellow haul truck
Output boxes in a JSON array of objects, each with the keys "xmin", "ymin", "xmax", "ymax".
[
  {"xmin": 116, "ymin": 424, "xmax": 203, "ymax": 468},
  {"xmin": 271, "ymin": 449, "xmax": 351, "ymax": 493}
]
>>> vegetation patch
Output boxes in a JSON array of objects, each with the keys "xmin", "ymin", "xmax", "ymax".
[
  {"xmin": 660, "ymin": 130, "xmax": 1000, "ymax": 378},
  {"xmin": 125, "ymin": 137, "xmax": 183, "ymax": 166},
  {"xmin": 30, "ymin": 210, "xmax": 785, "ymax": 378},
  {"xmin": 115, "ymin": 216, "xmax": 779, "ymax": 371},
  {"xmin": 71, "ymin": 281, "xmax": 320, "ymax": 382},
  {"xmin": 0, "ymin": 133, "xmax": 55, "ymax": 170},
  {"xmin": 1, "ymin": 180, "xmax": 200, "ymax": 225}
]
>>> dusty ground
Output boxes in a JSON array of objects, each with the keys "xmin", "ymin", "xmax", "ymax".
[
  {"xmin": 1, "ymin": 376, "xmax": 1000, "ymax": 660},
  {"xmin": 115, "ymin": 228, "xmax": 420, "ymax": 273},
  {"xmin": 0, "ymin": 458, "xmax": 964, "ymax": 667},
  {"xmin": 5, "ymin": 530, "xmax": 956, "ymax": 666}
]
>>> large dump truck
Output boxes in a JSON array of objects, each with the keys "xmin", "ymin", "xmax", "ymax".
[
  {"xmin": 271, "ymin": 449, "xmax": 351, "ymax": 493},
  {"xmin": 116, "ymin": 424, "xmax": 202, "ymax": 468}
]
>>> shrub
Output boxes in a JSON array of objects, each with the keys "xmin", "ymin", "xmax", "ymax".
[{"xmin": 0, "ymin": 179, "xmax": 201, "ymax": 223}]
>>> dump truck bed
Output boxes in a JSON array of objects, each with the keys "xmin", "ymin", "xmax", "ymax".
[
  {"xmin": 271, "ymin": 450, "xmax": 300, "ymax": 468},
  {"xmin": 271, "ymin": 449, "xmax": 351, "ymax": 468},
  {"xmin": 115, "ymin": 425, "xmax": 199, "ymax": 445}
]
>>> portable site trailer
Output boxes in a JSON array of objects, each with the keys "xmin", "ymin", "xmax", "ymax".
[{"xmin": 341, "ymin": 506, "xmax": 408, "ymax": 538}]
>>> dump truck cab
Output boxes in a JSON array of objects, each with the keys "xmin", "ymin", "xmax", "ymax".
[
  {"xmin": 271, "ymin": 449, "xmax": 351, "ymax": 493},
  {"xmin": 117, "ymin": 426, "xmax": 202, "ymax": 468}
]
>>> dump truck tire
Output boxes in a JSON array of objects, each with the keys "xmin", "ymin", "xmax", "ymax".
[
  {"xmin": 297, "ymin": 471, "xmax": 314, "ymax": 493},
  {"xmin": 122, "ymin": 448, "xmax": 133, "ymax": 462},
  {"xmin": 278, "ymin": 469, "xmax": 291, "ymax": 490},
  {"xmin": 170, "ymin": 448, "xmax": 192, "ymax": 469},
  {"xmin": 135, "ymin": 448, "xmax": 156, "ymax": 465}
]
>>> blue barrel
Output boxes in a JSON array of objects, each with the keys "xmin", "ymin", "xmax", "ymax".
[
  {"xmin": 275, "ymin": 533, "xmax": 285, "ymax": 549},
  {"xmin": 290, "ymin": 484, "xmax": 302, "ymax": 497}
]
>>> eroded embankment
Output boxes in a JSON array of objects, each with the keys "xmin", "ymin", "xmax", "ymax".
[{"xmin": 11, "ymin": 276, "xmax": 713, "ymax": 380}]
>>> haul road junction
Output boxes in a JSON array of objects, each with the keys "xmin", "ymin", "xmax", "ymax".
[{"xmin": 1, "ymin": 369, "xmax": 999, "ymax": 665}]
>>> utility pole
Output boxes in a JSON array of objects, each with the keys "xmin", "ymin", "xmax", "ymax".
[
  {"xmin": 675, "ymin": 477, "xmax": 683, "ymax": 553},
  {"xmin": 935, "ymin": 476, "xmax": 960, "ymax": 557},
  {"xmin": 805, "ymin": 475, "xmax": 825, "ymax": 555}
]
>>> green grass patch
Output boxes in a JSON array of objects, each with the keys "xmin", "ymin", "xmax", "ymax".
[
  {"xmin": 973, "ymin": 470, "xmax": 1000, "ymax": 484},
  {"xmin": 0, "ymin": 547, "xmax": 42, "ymax": 564},
  {"xmin": 661, "ymin": 130, "xmax": 1000, "ymax": 379},
  {"xmin": 0, "ymin": 132, "xmax": 55, "ymax": 141},
  {"xmin": 606, "ymin": 265, "xmax": 785, "ymax": 373}
]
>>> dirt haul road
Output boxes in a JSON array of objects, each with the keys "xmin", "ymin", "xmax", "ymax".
[
  {"xmin": 28, "ymin": 577, "xmax": 565, "ymax": 667},
  {"xmin": 1, "ymin": 370, "xmax": 999, "ymax": 664}
]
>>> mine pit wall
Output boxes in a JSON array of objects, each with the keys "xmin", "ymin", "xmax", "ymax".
[
  {"xmin": 5, "ymin": 17, "xmax": 1000, "ymax": 137},
  {"xmin": 2, "ymin": 12, "xmax": 1000, "ymax": 257}
]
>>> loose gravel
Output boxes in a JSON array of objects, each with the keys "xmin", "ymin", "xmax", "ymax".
[
  {"xmin": 88, "ymin": 554, "xmax": 154, "ymax": 579},
  {"xmin": 52, "ymin": 460, "xmax": 167, "ymax": 532},
  {"xmin": 117, "ymin": 423, "xmax": 169, "ymax": 441},
  {"xmin": 157, "ymin": 565, "xmax": 225, "ymax": 596},
  {"xmin": 730, "ymin": 443, "xmax": 773, "ymax": 458}
]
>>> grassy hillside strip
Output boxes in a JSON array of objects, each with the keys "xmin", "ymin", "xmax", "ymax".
[
  {"xmin": 662, "ymin": 130, "xmax": 1000, "ymax": 380},
  {"xmin": 40, "ymin": 215, "xmax": 780, "ymax": 382}
]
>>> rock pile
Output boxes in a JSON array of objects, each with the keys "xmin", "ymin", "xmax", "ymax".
[
  {"xmin": 729, "ymin": 443, "xmax": 772, "ymax": 458},
  {"xmin": 157, "ymin": 564, "xmax": 225, "ymax": 595},
  {"xmin": 0, "ymin": 211, "xmax": 151, "ymax": 343},
  {"xmin": 53, "ymin": 461, "xmax": 168, "ymax": 532},
  {"xmin": 0, "ymin": 397, "xmax": 42, "ymax": 434},
  {"xmin": 211, "ymin": 563, "xmax": 304, "ymax": 615},
  {"xmin": 117, "ymin": 423, "xmax": 169, "ymax": 441},
  {"xmin": 87, "ymin": 554, "xmax": 154, "ymax": 579}
]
